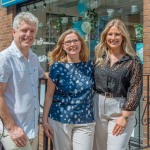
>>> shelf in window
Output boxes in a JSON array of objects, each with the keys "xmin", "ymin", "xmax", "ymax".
[{"xmin": 32, "ymin": 42, "xmax": 55, "ymax": 46}]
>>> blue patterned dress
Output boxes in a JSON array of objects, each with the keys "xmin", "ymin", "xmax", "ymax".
[{"xmin": 48, "ymin": 61, "xmax": 94, "ymax": 124}]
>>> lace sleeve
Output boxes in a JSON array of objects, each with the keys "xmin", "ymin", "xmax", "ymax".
[{"xmin": 124, "ymin": 58, "xmax": 143, "ymax": 111}]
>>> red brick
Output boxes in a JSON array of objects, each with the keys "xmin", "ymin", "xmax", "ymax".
[
  {"xmin": 144, "ymin": 1, "xmax": 150, "ymax": 146},
  {"xmin": 144, "ymin": 44, "xmax": 150, "ymax": 50},
  {"xmin": 0, "ymin": 5, "xmax": 15, "ymax": 51},
  {"xmin": 143, "ymin": 10, "xmax": 150, "ymax": 16},
  {"xmin": 144, "ymin": 0, "xmax": 150, "ymax": 4},
  {"xmin": 144, "ymin": 3, "xmax": 150, "ymax": 10}
]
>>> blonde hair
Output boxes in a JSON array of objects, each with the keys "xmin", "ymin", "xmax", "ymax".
[
  {"xmin": 95, "ymin": 19, "xmax": 136, "ymax": 65},
  {"xmin": 49, "ymin": 29, "xmax": 89, "ymax": 65}
]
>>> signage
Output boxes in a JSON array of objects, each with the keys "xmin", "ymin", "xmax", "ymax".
[
  {"xmin": 136, "ymin": 42, "xmax": 144, "ymax": 64},
  {"xmin": 1, "ymin": 0, "xmax": 28, "ymax": 8}
]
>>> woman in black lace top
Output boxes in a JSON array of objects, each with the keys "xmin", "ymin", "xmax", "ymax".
[{"xmin": 93, "ymin": 19, "xmax": 142, "ymax": 150}]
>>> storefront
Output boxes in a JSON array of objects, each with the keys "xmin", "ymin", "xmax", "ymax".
[
  {"xmin": 0, "ymin": 0, "xmax": 150, "ymax": 149},
  {"xmin": 17, "ymin": 0, "xmax": 143, "ymax": 71},
  {"xmin": 0, "ymin": 0, "xmax": 144, "ymax": 71}
]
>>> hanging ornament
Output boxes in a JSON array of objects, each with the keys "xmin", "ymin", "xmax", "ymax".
[
  {"xmin": 87, "ymin": 0, "xmax": 101, "ymax": 10},
  {"xmin": 72, "ymin": 21, "xmax": 86, "ymax": 37},
  {"xmin": 81, "ymin": 21, "xmax": 92, "ymax": 34},
  {"xmin": 77, "ymin": 0, "xmax": 88, "ymax": 16}
]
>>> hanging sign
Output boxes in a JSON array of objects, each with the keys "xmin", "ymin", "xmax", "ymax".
[
  {"xmin": 1, "ymin": 0, "xmax": 28, "ymax": 8},
  {"xmin": 136, "ymin": 42, "xmax": 144, "ymax": 64}
]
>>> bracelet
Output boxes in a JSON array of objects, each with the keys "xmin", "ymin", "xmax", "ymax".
[
  {"xmin": 121, "ymin": 111, "xmax": 131, "ymax": 121},
  {"xmin": 122, "ymin": 115, "xmax": 129, "ymax": 121},
  {"xmin": 42, "ymin": 122, "xmax": 48, "ymax": 127}
]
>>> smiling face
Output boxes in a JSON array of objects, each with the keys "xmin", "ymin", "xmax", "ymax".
[
  {"xmin": 13, "ymin": 21, "xmax": 36, "ymax": 52},
  {"xmin": 63, "ymin": 33, "xmax": 81, "ymax": 57},
  {"xmin": 106, "ymin": 26, "xmax": 123, "ymax": 51}
]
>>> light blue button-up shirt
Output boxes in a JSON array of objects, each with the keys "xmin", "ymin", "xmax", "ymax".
[{"xmin": 0, "ymin": 42, "xmax": 45, "ymax": 139}]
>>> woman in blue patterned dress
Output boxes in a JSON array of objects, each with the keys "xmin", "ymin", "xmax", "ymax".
[{"xmin": 42, "ymin": 29, "xmax": 95, "ymax": 150}]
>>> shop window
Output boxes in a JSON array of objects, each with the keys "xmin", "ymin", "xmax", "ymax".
[{"xmin": 18, "ymin": 0, "xmax": 143, "ymax": 71}]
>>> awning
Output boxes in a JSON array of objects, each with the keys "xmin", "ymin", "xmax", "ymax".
[{"xmin": 1, "ymin": 0, "xmax": 28, "ymax": 8}]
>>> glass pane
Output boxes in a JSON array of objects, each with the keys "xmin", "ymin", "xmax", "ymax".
[{"xmin": 20, "ymin": 0, "xmax": 143, "ymax": 70}]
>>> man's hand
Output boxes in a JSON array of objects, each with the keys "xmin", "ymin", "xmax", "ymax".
[{"xmin": 9, "ymin": 126, "xmax": 28, "ymax": 147}]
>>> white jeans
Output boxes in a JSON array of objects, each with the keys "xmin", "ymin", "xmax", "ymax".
[
  {"xmin": 48, "ymin": 118, "xmax": 95, "ymax": 150},
  {"xmin": 1, "ymin": 129, "xmax": 38, "ymax": 150},
  {"xmin": 93, "ymin": 93, "xmax": 136, "ymax": 150}
]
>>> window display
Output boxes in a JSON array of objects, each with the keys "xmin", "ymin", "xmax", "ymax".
[{"xmin": 18, "ymin": 0, "xmax": 143, "ymax": 71}]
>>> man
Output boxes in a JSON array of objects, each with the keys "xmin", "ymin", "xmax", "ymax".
[{"xmin": 0, "ymin": 12, "xmax": 46, "ymax": 150}]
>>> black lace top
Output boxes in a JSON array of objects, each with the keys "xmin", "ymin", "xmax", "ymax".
[{"xmin": 94, "ymin": 54, "xmax": 143, "ymax": 111}]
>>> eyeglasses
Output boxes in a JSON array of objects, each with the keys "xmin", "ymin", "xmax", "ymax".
[{"xmin": 63, "ymin": 39, "xmax": 80, "ymax": 46}]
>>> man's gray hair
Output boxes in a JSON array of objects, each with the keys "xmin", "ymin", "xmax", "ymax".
[{"xmin": 13, "ymin": 12, "xmax": 39, "ymax": 32}]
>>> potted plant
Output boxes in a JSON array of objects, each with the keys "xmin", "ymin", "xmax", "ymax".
[{"xmin": 134, "ymin": 24, "xmax": 143, "ymax": 41}]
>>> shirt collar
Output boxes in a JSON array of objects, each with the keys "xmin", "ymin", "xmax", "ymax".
[
  {"xmin": 119, "ymin": 54, "xmax": 131, "ymax": 62},
  {"xmin": 10, "ymin": 41, "xmax": 34, "ymax": 59},
  {"xmin": 106, "ymin": 54, "xmax": 131, "ymax": 65}
]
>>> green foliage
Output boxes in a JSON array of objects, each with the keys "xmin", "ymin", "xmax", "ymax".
[{"xmin": 134, "ymin": 24, "xmax": 143, "ymax": 40}]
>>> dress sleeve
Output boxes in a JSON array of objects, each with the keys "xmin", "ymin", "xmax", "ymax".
[
  {"xmin": 49, "ymin": 62, "xmax": 59, "ymax": 84},
  {"xmin": 124, "ymin": 57, "xmax": 143, "ymax": 111}
]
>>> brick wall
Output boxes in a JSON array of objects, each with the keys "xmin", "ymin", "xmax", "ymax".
[
  {"xmin": 39, "ymin": 125, "xmax": 45, "ymax": 150},
  {"xmin": 0, "ymin": 5, "xmax": 15, "ymax": 51},
  {"xmin": 143, "ymin": 0, "xmax": 150, "ymax": 149},
  {"xmin": 39, "ymin": 125, "xmax": 52, "ymax": 150},
  {"xmin": 144, "ymin": 1, "xmax": 150, "ymax": 68}
]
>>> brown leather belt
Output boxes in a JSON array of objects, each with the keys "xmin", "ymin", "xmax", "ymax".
[
  {"xmin": 95, "ymin": 90, "xmax": 124, "ymax": 98},
  {"xmin": 100, "ymin": 92, "xmax": 114, "ymax": 98}
]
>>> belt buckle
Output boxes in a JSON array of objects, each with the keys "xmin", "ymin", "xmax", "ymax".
[{"xmin": 105, "ymin": 92, "xmax": 113, "ymax": 98}]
